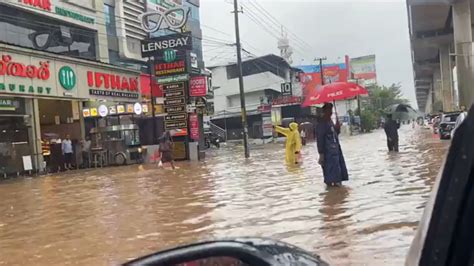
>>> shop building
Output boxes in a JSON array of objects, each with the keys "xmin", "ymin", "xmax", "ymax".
[
  {"xmin": 209, "ymin": 54, "xmax": 302, "ymax": 139},
  {"xmin": 0, "ymin": 44, "xmax": 143, "ymax": 175}
]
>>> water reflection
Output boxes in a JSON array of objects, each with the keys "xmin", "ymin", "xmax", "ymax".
[{"xmin": 0, "ymin": 126, "xmax": 449, "ymax": 265}]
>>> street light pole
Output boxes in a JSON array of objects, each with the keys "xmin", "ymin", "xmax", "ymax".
[{"xmin": 233, "ymin": 0, "xmax": 250, "ymax": 158}]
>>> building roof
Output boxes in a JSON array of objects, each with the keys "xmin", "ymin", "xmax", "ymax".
[{"xmin": 208, "ymin": 54, "xmax": 292, "ymax": 69}]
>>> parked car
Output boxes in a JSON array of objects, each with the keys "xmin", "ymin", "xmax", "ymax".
[{"xmin": 439, "ymin": 112, "xmax": 461, "ymax": 139}]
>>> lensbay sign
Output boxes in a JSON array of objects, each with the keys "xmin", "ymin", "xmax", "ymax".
[{"xmin": 141, "ymin": 32, "xmax": 193, "ymax": 58}]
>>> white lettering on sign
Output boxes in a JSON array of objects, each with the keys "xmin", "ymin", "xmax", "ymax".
[{"xmin": 142, "ymin": 37, "xmax": 190, "ymax": 53}]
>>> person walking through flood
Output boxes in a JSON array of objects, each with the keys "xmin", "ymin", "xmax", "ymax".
[
  {"xmin": 384, "ymin": 114, "xmax": 400, "ymax": 152},
  {"xmin": 158, "ymin": 131, "xmax": 175, "ymax": 169},
  {"xmin": 316, "ymin": 103, "xmax": 349, "ymax": 187},
  {"xmin": 275, "ymin": 122, "xmax": 302, "ymax": 165}
]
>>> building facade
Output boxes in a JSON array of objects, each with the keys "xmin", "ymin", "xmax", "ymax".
[
  {"xmin": 209, "ymin": 54, "xmax": 302, "ymax": 139},
  {"xmin": 0, "ymin": 1, "xmax": 154, "ymax": 175}
]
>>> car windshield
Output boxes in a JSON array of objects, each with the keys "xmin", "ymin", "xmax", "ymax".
[{"xmin": 0, "ymin": 0, "xmax": 471, "ymax": 265}]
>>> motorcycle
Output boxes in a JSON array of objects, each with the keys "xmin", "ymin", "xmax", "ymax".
[{"xmin": 205, "ymin": 133, "xmax": 221, "ymax": 149}]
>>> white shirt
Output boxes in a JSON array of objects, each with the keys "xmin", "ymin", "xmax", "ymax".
[
  {"xmin": 300, "ymin": 130, "xmax": 306, "ymax": 138},
  {"xmin": 62, "ymin": 139, "xmax": 73, "ymax": 154}
]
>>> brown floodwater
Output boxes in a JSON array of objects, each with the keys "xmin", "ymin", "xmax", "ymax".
[{"xmin": 0, "ymin": 126, "xmax": 449, "ymax": 265}]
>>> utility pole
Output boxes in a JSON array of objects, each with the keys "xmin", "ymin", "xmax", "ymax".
[
  {"xmin": 315, "ymin": 57, "xmax": 327, "ymax": 85},
  {"xmin": 233, "ymin": 0, "xmax": 250, "ymax": 158}
]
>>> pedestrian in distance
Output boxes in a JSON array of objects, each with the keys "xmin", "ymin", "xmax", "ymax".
[
  {"xmin": 158, "ymin": 131, "xmax": 175, "ymax": 170},
  {"xmin": 62, "ymin": 134, "xmax": 74, "ymax": 170},
  {"xmin": 300, "ymin": 127, "xmax": 307, "ymax": 146},
  {"xmin": 316, "ymin": 103, "xmax": 349, "ymax": 187},
  {"xmin": 275, "ymin": 122, "xmax": 302, "ymax": 165},
  {"xmin": 384, "ymin": 114, "xmax": 400, "ymax": 152}
]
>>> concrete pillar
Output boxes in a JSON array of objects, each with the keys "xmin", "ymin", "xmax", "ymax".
[
  {"xmin": 26, "ymin": 98, "xmax": 44, "ymax": 173},
  {"xmin": 432, "ymin": 69, "xmax": 444, "ymax": 111},
  {"xmin": 452, "ymin": 0, "xmax": 474, "ymax": 108},
  {"xmin": 440, "ymin": 45, "xmax": 454, "ymax": 111}
]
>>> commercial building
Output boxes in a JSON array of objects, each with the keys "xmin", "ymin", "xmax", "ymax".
[
  {"xmin": 209, "ymin": 54, "xmax": 303, "ymax": 139},
  {"xmin": 0, "ymin": 1, "xmax": 152, "ymax": 175},
  {"xmin": 406, "ymin": 0, "xmax": 474, "ymax": 113}
]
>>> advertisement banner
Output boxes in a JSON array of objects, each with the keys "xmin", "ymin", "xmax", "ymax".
[
  {"xmin": 262, "ymin": 114, "xmax": 273, "ymax": 137},
  {"xmin": 350, "ymin": 55, "xmax": 377, "ymax": 86},
  {"xmin": 189, "ymin": 76, "xmax": 207, "ymax": 97},
  {"xmin": 297, "ymin": 63, "xmax": 349, "ymax": 104},
  {"xmin": 189, "ymin": 113, "xmax": 199, "ymax": 140}
]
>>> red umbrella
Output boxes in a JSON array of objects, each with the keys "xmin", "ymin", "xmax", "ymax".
[{"xmin": 302, "ymin": 82, "xmax": 368, "ymax": 107}]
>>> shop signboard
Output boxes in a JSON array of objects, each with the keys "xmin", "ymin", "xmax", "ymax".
[
  {"xmin": 156, "ymin": 74, "xmax": 189, "ymax": 84},
  {"xmin": 133, "ymin": 102, "xmax": 143, "ymax": 115},
  {"xmin": 141, "ymin": 32, "xmax": 192, "ymax": 58},
  {"xmin": 109, "ymin": 105, "xmax": 117, "ymax": 115},
  {"xmin": 189, "ymin": 113, "xmax": 199, "ymax": 140},
  {"xmin": 90, "ymin": 108, "xmax": 98, "ymax": 117},
  {"xmin": 350, "ymin": 55, "xmax": 377, "ymax": 86},
  {"xmin": 87, "ymin": 71, "xmax": 140, "ymax": 99},
  {"xmin": 262, "ymin": 114, "xmax": 273, "ymax": 137},
  {"xmin": 163, "ymin": 82, "xmax": 187, "ymax": 131},
  {"xmin": 9, "ymin": 0, "xmax": 96, "ymax": 28},
  {"xmin": 98, "ymin": 105, "xmax": 108, "ymax": 117},
  {"xmin": 272, "ymin": 96, "xmax": 302, "ymax": 107},
  {"xmin": 82, "ymin": 108, "xmax": 91, "ymax": 117},
  {"xmin": 0, "ymin": 98, "xmax": 19, "ymax": 111},
  {"xmin": 189, "ymin": 76, "xmax": 206, "ymax": 97},
  {"xmin": 0, "ymin": 53, "xmax": 55, "ymax": 97},
  {"xmin": 0, "ymin": 50, "xmax": 142, "ymax": 101},
  {"xmin": 117, "ymin": 105, "xmax": 125, "ymax": 114},
  {"xmin": 127, "ymin": 104, "xmax": 134, "ymax": 113},
  {"xmin": 58, "ymin": 66, "xmax": 76, "ymax": 91}
]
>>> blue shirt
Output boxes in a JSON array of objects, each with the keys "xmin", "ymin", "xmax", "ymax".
[{"xmin": 62, "ymin": 139, "xmax": 73, "ymax": 154}]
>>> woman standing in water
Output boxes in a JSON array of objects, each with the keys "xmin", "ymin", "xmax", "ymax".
[
  {"xmin": 316, "ymin": 103, "xmax": 349, "ymax": 186},
  {"xmin": 158, "ymin": 131, "xmax": 175, "ymax": 169}
]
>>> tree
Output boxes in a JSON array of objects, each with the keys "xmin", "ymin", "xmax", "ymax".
[{"xmin": 365, "ymin": 83, "xmax": 409, "ymax": 117}]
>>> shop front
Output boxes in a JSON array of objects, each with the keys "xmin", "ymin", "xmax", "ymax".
[{"xmin": 0, "ymin": 44, "xmax": 142, "ymax": 175}]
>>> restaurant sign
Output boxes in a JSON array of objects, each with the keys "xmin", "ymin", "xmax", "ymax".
[
  {"xmin": 87, "ymin": 71, "xmax": 140, "ymax": 99},
  {"xmin": 163, "ymin": 82, "xmax": 187, "ymax": 131},
  {"xmin": 0, "ymin": 50, "xmax": 142, "ymax": 101}
]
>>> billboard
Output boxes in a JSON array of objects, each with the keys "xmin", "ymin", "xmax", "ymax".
[
  {"xmin": 297, "ymin": 63, "xmax": 349, "ymax": 102},
  {"xmin": 350, "ymin": 55, "xmax": 377, "ymax": 86}
]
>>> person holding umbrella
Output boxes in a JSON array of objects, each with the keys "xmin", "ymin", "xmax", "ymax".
[
  {"xmin": 316, "ymin": 103, "xmax": 349, "ymax": 187},
  {"xmin": 384, "ymin": 114, "xmax": 400, "ymax": 152}
]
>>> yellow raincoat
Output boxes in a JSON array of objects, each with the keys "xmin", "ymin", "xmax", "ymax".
[{"xmin": 275, "ymin": 122, "xmax": 302, "ymax": 164}]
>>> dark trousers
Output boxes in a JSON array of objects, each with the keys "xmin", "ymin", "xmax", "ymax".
[{"xmin": 387, "ymin": 138, "xmax": 399, "ymax": 152}]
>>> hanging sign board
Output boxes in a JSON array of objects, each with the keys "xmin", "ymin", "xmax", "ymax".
[{"xmin": 141, "ymin": 32, "xmax": 192, "ymax": 58}]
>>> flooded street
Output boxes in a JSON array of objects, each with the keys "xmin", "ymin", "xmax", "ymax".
[{"xmin": 0, "ymin": 126, "xmax": 449, "ymax": 265}]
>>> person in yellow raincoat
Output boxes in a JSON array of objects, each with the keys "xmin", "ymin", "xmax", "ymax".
[{"xmin": 275, "ymin": 122, "xmax": 302, "ymax": 165}]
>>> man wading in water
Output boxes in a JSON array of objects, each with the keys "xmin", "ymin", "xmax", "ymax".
[{"xmin": 316, "ymin": 103, "xmax": 349, "ymax": 187}]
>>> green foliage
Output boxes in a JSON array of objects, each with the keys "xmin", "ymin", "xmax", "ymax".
[
  {"xmin": 360, "ymin": 109, "xmax": 376, "ymax": 132},
  {"xmin": 365, "ymin": 83, "xmax": 409, "ymax": 118}
]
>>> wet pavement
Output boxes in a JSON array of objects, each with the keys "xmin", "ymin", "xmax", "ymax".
[{"xmin": 0, "ymin": 126, "xmax": 449, "ymax": 265}]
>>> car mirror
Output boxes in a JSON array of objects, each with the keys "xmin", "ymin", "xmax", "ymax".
[{"xmin": 123, "ymin": 238, "xmax": 329, "ymax": 266}]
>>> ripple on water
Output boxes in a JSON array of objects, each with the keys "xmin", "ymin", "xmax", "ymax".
[{"xmin": 0, "ymin": 126, "xmax": 450, "ymax": 265}]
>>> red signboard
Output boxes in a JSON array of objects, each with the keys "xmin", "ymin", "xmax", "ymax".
[
  {"xmin": 21, "ymin": 0, "xmax": 52, "ymax": 11},
  {"xmin": 189, "ymin": 76, "xmax": 207, "ymax": 97},
  {"xmin": 189, "ymin": 113, "xmax": 199, "ymax": 140},
  {"xmin": 155, "ymin": 60, "xmax": 187, "ymax": 77},
  {"xmin": 272, "ymin": 96, "xmax": 302, "ymax": 106},
  {"xmin": 87, "ymin": 71, "xmax": 139, "ymax": 91}
]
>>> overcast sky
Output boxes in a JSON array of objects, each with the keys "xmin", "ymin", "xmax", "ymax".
[{"xmin": 200, "ymin": 0, "xmax": 417, "ymax": 107}]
